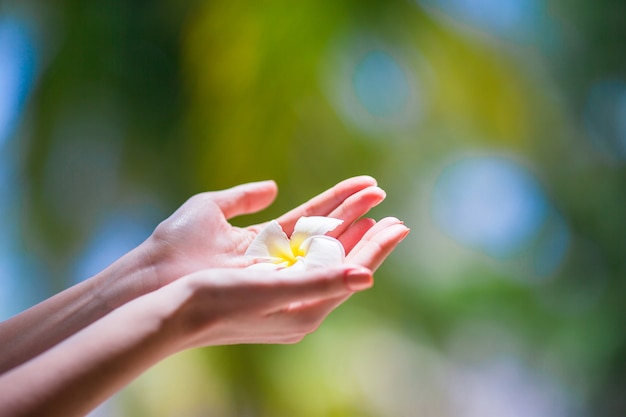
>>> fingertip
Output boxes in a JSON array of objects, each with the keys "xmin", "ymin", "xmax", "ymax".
[
  {"xmin": 383, "ymin": 223, "xmax": 411, "ymax": 245},
  {"xmin": 348, "ymin": 185, "xmax": 386, "ymax": 205},
  {"xmin": 245, "ymin": 179, "xmax": 278, "ymax": 192},
  {"xmin": 368, "ymin": 186, "xmax": 387, "ymax": 204},
  {"xmin": 343, "ymin": 266, "xmax": 373, "ymax": 292},
  {"xmin": 380, "ymin": 216, "xmax": 403, "ymax": 225},
  {"xmin": 344, "ymin": 222, "xmax": 410, "ymax": 271},
  {"xmin": 218, "ymin": 180, "xmax": 279, "ymax": 218},
  {"xmin": 346, "ymin": 175, "xmax": 378, "ymax": 186},
  {"xmin": 327, "ymin": 186, "xmax": 387, "ymax": 232}
]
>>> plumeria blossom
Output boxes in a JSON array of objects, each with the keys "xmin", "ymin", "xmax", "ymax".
[{"xmin": 245, "ymin": 216, "xmax": 345, "ymax": 271}]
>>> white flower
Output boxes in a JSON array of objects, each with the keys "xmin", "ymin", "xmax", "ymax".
[{"xmin": 245, "ymin": 216, "xmax": 345, "ymax": 271}]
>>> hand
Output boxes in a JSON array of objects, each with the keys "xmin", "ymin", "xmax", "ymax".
[
  {"xmin": 164, "ymin": 214, "xmax": 410, "ymax": 349},
  {"xmin": 138, "ymin": 176, "xmax": 389, "ymax": 294},
  {"xmin": 0, "ymin": 178, "xmax": 408, "ymax": 416},
  {"xmin": 164, "ymin": 265, "xmax": 376, "ymax": 348},
  {"xmin": 0, "ymin": 176, "xmax": 405, "ymax": 375},
  {"xmin": 0, "ymin": 265, "xmax": 379, "ymax": 417},
  {"xmin": 280, "ymin": 216, "xmax": 410, "ymax": 320}
]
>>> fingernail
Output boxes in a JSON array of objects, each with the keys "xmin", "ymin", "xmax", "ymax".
[{"xmin": 344, "ymin": 268, "xmax": 373, "ymax": 292}]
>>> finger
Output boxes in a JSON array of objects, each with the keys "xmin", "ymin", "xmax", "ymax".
[
  {"xmin": 326, "ymin": 186, "xmax": 386, "ymax": 237},
  {"xmin": 250, "ymin": 265, "xmax": 373, "ymax": 307},
  {"xmin": 345, "ymin": 218, "xmax": 410, "ymax": 271},
  {"xmin": 337, "ymin": 217, "xmax": 376, "ymax": 254},
  {"xmin": 284, "ymin": 294, "xmax": 350, "ymax": 318},
  {"xmin": 209, "ymin": 180, "xmax": 278, "ymax": 219},
  {"xmin": 276, "ymin": 176, "xmax": 378, "ymax": 235}
]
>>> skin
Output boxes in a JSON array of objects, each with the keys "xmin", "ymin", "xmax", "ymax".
[{"xmin": 0, "ymin": 176, "xmax": 409, "ymax": 417}]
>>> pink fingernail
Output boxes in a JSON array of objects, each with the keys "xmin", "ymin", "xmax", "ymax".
[{"xmin": 344, "ymin": 268, "xmax": 373, "ymax": 291}]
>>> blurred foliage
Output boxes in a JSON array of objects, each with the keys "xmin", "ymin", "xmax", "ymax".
[{"xmin": 1, "ymin": 0, "xmax": 625, "ymax": 416}]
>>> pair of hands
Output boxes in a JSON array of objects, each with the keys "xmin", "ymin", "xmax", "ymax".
[
  {"xmin": 131, "ymin": 175, "xmax": 408, "ymax": 349},
  {"xmin": 0, "ymin": 176, "xmax": 408, "ymax": 417}
]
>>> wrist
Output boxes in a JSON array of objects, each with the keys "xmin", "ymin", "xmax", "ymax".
[
  {"xmin": 90, "ymin": 241, "xmax": 161, "ymax": 312},
  {"xmin": 140, "ymin": 276, "xmax": 203, "ymax": 354}
]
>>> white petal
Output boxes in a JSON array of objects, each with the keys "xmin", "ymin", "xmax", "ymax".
[
  {"xmin": 300, "ymin": 236, "xmax": 345, "ymax": 270},
  {"xmin": 293, "ymin": 216, "xmax": 343, "ymax": 236},
  {"xmin": 245, "ymin": 220, "xmax": 292, "ymax": 260},
  {"xmin": 285, "ymin": 258, "xmax": 307, "ymax": 272},
  {"xmin": 291, "ymin": 216, "xmax": 343, "ymax": 250}
]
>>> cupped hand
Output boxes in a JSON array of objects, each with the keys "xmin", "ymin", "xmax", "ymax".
[
  {"xmin": 263, "ymin": 217, "xmax": 410, "ymax": 324},
  {"xmin": 170, "ymin": 212, "xmax": 410, "ymax": 350},
  {"xmin": 142, "ymin": 176, "xmax": 388, "ymax": 292},
  {"xmin": 168, "ymin": 265, "xmax": 375, "ymax": 348}
]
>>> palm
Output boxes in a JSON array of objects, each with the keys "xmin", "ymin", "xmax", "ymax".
[
  {"xmin": 145, "ymin": 176, "xmax": 402, "ymax": 290},
  {"xmin": 147, "ymin": 198, "xmax": 254, "ymax": 288}
]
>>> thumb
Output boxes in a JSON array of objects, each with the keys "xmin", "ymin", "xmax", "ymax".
[{"xmin": 209, "ymin": 180, "xmax": 278, "ymax": 219}]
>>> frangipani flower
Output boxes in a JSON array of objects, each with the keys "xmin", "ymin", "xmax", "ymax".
[{"xmin": 245, "ymin": 216, "xmax": 345, "ymax": 271}]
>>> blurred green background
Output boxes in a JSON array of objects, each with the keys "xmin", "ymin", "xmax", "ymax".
[{"xmin": 1, "ymin": 0, "xmax": 625, "ymax": 416}]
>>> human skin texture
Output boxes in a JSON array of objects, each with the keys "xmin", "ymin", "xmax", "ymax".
[{"xmin": 0, "ymin": 176, "xmax": 409, "ymax": 417}]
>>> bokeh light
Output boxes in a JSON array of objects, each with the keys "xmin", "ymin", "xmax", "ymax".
[
  {"xmin": 3, "ymin": 1, "xmax": 625, "ymax": 416},
  {"xmin": 353, "ymin": 50, "xmax": 410, "ymax": 117},
  {"xmin": 0, "ymin": 150, "xmax": 49, "ymax": 319},
  {"xmin": 0, "ymin": 14, "xmax": 43, "ymax": 320},
  {"xmin": 430, "ymin": 154, "xmax": 571, "ymax": 281},
  {"xmin": 0, "ymin": 16, "xmax": 37, "ymax": 147},
  {"xmin": 322, "ymin": 33, "xmax": 427, "ymax": 137},
  {"xmin": 418, "ymin": 0, "xmax": 546, "ymax": 43},
  {"xmin": 431, "ymin": 155, "xmax": 549, "ymax": 258}
]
